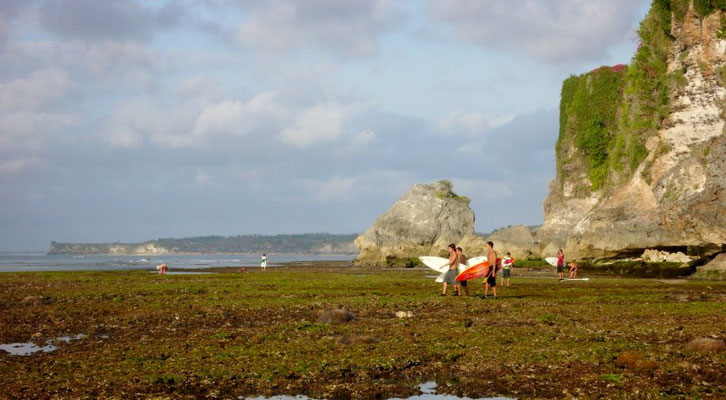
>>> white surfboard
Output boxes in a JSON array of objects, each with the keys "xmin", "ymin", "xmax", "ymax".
[
  {"xmin": 561, "ymin": 278, "xmax": 590, "ymax": 281},
  {"xmin": 426, "ymin": 255, "xmax": 487, "ymax": 282},
  {"xmin": 419, "ymin": 256, "xmax": 451, "ymax": 273},
  {"xmin": 545, "ymin": 257, "xmax": 558, "ymax": 267}
]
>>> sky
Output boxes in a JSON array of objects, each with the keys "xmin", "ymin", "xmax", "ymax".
[{"xmin": 0, "ymin": 0, "xmax": 652, "ymax": 251}]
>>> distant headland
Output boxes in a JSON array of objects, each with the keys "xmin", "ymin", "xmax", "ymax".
[{"xmin": 49, "ymin": 233, "xmax": 359, "ymax": 255}]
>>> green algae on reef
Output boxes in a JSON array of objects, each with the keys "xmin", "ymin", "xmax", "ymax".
[{"xmin": 1, "ymin": 266, "xmax": 725, "ymax": 399}]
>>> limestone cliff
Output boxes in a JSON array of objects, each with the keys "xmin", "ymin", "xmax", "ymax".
[
  {"xmin": 541, "ymin": 1, "xmax": 726, "ymax": 260},
  {"xmin": 354, "ymin": 180, "xmax": 474, "ymax": 264}
]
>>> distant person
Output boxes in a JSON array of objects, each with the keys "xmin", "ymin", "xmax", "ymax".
[
  {"xmin": 568, "ymin": 262, "xmax": 578, "ymax": 279},
  {"xmin": 156, "ymin": 263, "xmax": 168, "ymax": 275},
  {"xmin": 484, "ymin": 241, "xmax": 497, "ymax": 299},
  {"xmin": 441, "ymin": 244, "xmax": 461, "ymax": 296},
  {"xmin": 501, "ymin": 252, "xmax": 513, "ymax": 287},
  {"xmin": 456, "ymin": 247, "xmax": 470, "ymax": 296},
  {"xmin": 557, "ymin": 249, "xmax": 565, "ymax": 280},
  {"xmin": 260, "ymin": 254, "xmax": 267, "ymax": 271}
]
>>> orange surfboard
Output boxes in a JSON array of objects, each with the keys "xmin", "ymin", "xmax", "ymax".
[{"xmin": 456, "ymin": 258, "xmax": 502, "ymax": 281}]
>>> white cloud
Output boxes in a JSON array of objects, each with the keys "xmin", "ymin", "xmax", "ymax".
[
  {"xmin": 279, "ymin": 103, "xmax": 351, "ymax": 149},
  {"xmin": 305, "ymin": 175, "xmax": 360, "ymax": 201},
  {"xmin": 0, "ymin": 157, "xmax": 38, "ymax": 175},
  {"xmin": 237, "ymin": 0, "xmax": 401, "ymax": 56},
  {"xmin": 438, "ymin": 110, "xmax": 515, "ymax": 136},
  {"xmin": 0, "ymin": 111, "xmax": 75, "ymax": 148},
  {"xmin": 431, "ymin": 0, "xmax": 642, "ymax": 63},
  {"xmin": 192, "ymin": 92, "xmax": 284, "ymax": 137},
  {"xmin": 0, "ymin": 68, "xmax": 72, "ymax": 111}
]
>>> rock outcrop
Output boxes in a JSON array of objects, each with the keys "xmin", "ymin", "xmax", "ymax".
[
  {"xmin": 354, "ymin": 180, "xmax": 474, "ymax": 265},
  {"xmin": 458, "ymin": 225, "xmax": 541, "ymax": 260},
  {"xmin": 541, "ymin": 1, "xmax": 726, "ymax": 260}
]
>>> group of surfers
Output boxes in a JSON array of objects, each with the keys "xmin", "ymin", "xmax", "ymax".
[{"xmin": 440, "ymin": 242, "xmax": 579, "ymax": 298}]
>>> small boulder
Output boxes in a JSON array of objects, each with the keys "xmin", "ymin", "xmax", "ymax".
[
  {"xmin": 338, "ymin": 335, "xmax": 379, "ymax": 344},
  {"xmin": 633, "ymin": 359, "xmax": 658, "ymax": 372},
  {"xmin": 615, "ymin": 351, "xmax": 642, "ymax": 368},
  {"xmin": 21, "ymin": 296, "xmax": 42, "ymax": 305},
  {"xmin": 615, "ymin": 351, "xmax": 658, "ymax": 371},
  {"xmin": 684, "ymin": 338, "xmax": 726, "ymax": 353},
  {"xmin": 318, "ymin": 309, "xmax": 355, "ymax": 324}
]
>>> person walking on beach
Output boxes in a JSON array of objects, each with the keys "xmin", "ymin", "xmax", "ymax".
[
  {"xmin": 456, "ymin": 247, "xmax": 471, "ymax": 296},
  {"xmin": 441, "ymin": 244, "xmax": 461, "ymax": 296},
  {"xmin": 556, "ymin": 249, "xmax": 565, "ymax": 280},
  {"xmin": 260, "ymin": 253, "xmax": 267, "ymax": 271},
  {"xmin": 501, "ymin": 252, "xmax": 513, "ymax": 287},
  {"xmin": 484, "ymin": 241, "xmax": 498, "ymax": 299}
]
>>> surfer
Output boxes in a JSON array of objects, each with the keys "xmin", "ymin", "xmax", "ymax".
[
  {"xmin": 441, "ymin": 244, "xmax": 461, "ymax": 296},
  {"xmin": 261, "ymin": 254, "xmax": 267, "ymax": 271},
  {"xmin": 568, "ymin": 262, "xmax": 578, "ymax": 279},
  {"xmin": 456, "ymin": 247, "xmax": 470, "ymax": 296},
  {"xmin": 484, "ymin": 241, "xmax": 497, "ymax": 299},
  {"xmin": 501, "ymin": 252, "xmax": 513, "ymax": 287},
  {"xmin": 556, "ymin": 249, "xmax": 565, "ymax": 280}
]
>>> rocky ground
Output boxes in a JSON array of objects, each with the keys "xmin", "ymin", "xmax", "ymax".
[{"xmin": 1, "ymin": 264, "xmax": 725, "ymax": 399}]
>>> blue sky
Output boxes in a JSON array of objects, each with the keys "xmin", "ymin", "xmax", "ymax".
[{"xmin": 0, "ymin": 0, "xmax": 651, "ymax": 251}]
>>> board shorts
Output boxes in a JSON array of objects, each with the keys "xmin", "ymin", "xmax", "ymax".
[
  {"xmin": 502, "ymin": 269, "xmax": 511, "ymax": 278},
  {"xmin": 486, "ymin": 275, "xmax": 496, "ymax": 287},
  {"xmin": 443, "ymin": 269, "xmax": 459, "ymax": 285},
  {"xmin": 557, "ymin": 265, "xmax": 564, "ymax": 273}
]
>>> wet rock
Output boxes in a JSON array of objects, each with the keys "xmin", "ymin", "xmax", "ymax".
[
  {"xmin": 318, "ymin": 309, "xmax": 355, "ymax": 324},
  {"xmin": 615, "ymin": 352, "xmax": 658, "ymax": 372},
  {"xmin": 338, "ymin": 335, "xmax": 380, "ymax": 345},
  {"xmin": 21, "ymin": 296, "xmax": 42, "ymax": 305},
  {"xmin": 633, "ymin": 359, "xmax": 658, "ymax": 372},
  {"xmin": 684, "ymin": 337, "xmax": 726, "ymax": 353}
]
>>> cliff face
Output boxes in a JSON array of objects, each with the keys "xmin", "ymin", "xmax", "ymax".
[
  {"xmin": 354, "ymin": 181, "xmax": 474, "ymax": 264},
  {"xmin": 541, "ymin": 1, "xmax": 726, "ymax": 259}
]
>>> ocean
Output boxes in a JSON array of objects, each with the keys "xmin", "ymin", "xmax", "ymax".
[{"xmin": 0, "ymin": 253, "xmax": 356, "ymax": 272}]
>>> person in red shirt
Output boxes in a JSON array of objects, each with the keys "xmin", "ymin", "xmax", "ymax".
[{"xmin": 556, "ymin": 249, "xmax": 565, "ymax": 280}]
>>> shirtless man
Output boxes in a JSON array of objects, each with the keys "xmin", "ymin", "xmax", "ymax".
[
  {"xmin": 568, "ymin": 262, "xmax": 578, "ymax": 279},
  {"xmin": 441, "ymin": 243, "xmax": 461, "ymax": 296},
  {"xmin": 456, "ymin": 247, "xmax": 470, "ymax": 296},
  {"xmin": 484, "ymin": 241, "xmax": 497, "ymax": 299}
]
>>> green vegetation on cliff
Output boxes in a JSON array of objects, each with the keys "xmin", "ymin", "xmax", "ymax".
[
  {"xmin": 559, "ymin": 66, "xmax": 627, "ymax": 191},
  {"xmin": 557, "ymin": 0, "xmax": 726, "ymax": 195}
]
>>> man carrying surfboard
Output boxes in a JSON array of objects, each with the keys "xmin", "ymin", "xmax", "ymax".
[
  {"xmin": 456, "ymin": 247, "xmax": 470, "ymax": 296},
  {"xmin": 484, "ymin": 241, "xmax": 497, "ymax": 299},
  {"xmin": 441, "ymin": 244, "xmax": 461, "ymax": 296}
]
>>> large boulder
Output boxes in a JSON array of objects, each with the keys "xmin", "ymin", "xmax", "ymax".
[
  {"xmin": 693, "ymin": 252, "xmax": 726, "ymax": 279},
  {"xmin": 354, "ymin": 180, "xmax": 474, "ymax": 265}
]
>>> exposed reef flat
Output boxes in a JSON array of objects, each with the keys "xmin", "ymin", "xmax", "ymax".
[{"xmin": 1, "ymin": 265, "xmax": 724, "ymax": 398}]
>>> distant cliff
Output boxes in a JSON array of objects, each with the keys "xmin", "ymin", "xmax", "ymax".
[
  {"xmin": 540, "ymin": 0, "xmax": 726, "ymax": 260},
  {"xmin": 50, "ymin": 233, "xmax": 359, "ymax": 255}
]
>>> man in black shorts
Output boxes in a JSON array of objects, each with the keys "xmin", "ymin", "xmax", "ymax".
[
  {"xmin": 484, "ymin": 241, "xmax": 497, "ymax": 299},
  {"xmin": 456, "ymin": 246, "xmax": 470, "ymax": 296}
]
